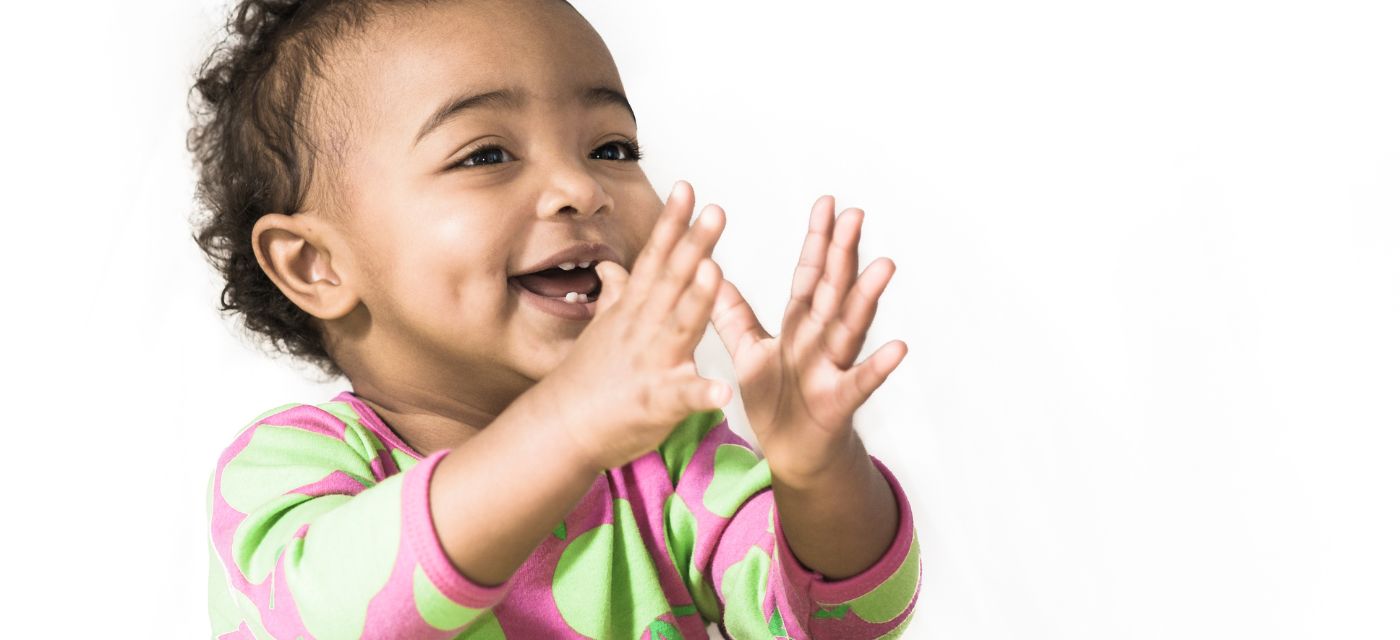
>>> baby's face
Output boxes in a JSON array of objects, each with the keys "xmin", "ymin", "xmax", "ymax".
[{"xmin": 316, "ymin": 0, "xmax": 662, "ymax": 401}]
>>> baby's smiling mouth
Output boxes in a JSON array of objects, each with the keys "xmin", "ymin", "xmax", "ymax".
[
  {"xmin": 509, "ymin": 263, "xmax": 602, "ymax": 303},
  {"xmin": 508, "ymin": 242, "xmax": 621, "ymax": 304}
]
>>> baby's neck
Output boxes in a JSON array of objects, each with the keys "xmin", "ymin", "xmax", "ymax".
[
  {"xmin": 350, "ymin": 377, "xmax": 509, "ymax": 457},
  {"xmin": 334, "ymin": 337, "xmax": 536, "ymax": 456}
]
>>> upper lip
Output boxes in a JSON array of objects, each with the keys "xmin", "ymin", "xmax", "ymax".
[{"xmin": 510, "ymin": 242, "xmax": 624, "ymax": 277}]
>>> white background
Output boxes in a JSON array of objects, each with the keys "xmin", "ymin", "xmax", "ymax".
[{"xmin": 2, "ymin": 0, "xmax": 1397, "ymax": 638}]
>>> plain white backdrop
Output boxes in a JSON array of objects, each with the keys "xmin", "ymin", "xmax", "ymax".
[{"xmin": 2, "ymin": 0, "xmax": 1397, "ymax": 637}]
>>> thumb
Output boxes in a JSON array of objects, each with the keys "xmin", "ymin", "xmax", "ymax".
[
  {"xmin": 677, "ymin": 377, "xmax": 732, "ymax": 415},
  {"xmin": 593, "ymin": 260, "xmax": 630, "ymax": 313},
  {"xmin": 838, "ymin": 340, "xmax": 908, "ymax": 415}
]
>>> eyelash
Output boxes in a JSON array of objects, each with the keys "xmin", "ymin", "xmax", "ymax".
[{"xmin": 453, "ymin": 137, "xmax": 645, "ymax": 170}]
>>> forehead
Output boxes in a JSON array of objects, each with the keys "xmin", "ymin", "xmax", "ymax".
[{"xmin": 327, "ymin": 0, "xmax": 623, "ymax": 141}]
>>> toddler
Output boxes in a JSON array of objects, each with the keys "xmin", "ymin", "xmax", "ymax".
[{"xmin": 191, "ymin": 0, "xmax": 921, "ymax": 638}]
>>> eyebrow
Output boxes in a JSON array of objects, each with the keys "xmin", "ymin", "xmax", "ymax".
[{"xmin": 413, "ymin": 85, "xmax": 637, "ymax": 146}]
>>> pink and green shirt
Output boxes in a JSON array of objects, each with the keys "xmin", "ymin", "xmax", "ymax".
[{"xmin": 207, "ymin": 390, "xmax": 922, "ymax": 639}]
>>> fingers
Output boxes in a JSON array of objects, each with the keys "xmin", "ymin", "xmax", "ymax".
[
  {"xmin": 593, "ymin": 259, "xmax": 629, "ymax": 313},
  {"xmin": 808, "ymin": 207, "xmax": 864, "ymax": 325},
  {"xmin": 649, "ymin": 366, "xmax": 728, "ymax": 417},
  {"xmin": 667, "ymin": 257, "xmax": 723, "ymax": 350},
  {"xmin": 822, "ymin": 257, "xmax": 895, "ymax": 368},
  {"xmin": 788, "ymin": 195, "xmax": 835, "ymax": 309},
  {"xmin": 628, "ymin": 181, "xmax": 696, "ymax": 293},
  {"xmin": 838, "ymin": 339, "xmax": 908, "ymax": 413},
  {"xmin": 674, "ymin": 375, "xmax": 732, "ymax": 414},
  {"xmin": 711, "ymin": 277, "xmax": 770, "ymax": 359},
  {"xmin": 641, "ymin": 204, "xmax": 726, "ymax": 324}
]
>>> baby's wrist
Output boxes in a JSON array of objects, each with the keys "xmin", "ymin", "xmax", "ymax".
[{"xmin": 516, "ymin": 380, "xmax": 608, "ymax": 476}]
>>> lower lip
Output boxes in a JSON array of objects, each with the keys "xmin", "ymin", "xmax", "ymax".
[{"xmin": 508, "ymin": 278, "xmax": 597, "ymax": 321}]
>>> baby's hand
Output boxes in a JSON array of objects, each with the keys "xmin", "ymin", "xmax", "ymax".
[
  {"xmin": 709, "ymin": 196, "xmax": 907, "ymax": 488},
  {"xmin": 530, "ymin": 181, "xmax": 732, "ymax": 472}
]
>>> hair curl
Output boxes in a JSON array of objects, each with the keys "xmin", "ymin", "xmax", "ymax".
[{"xmin": 187, "ymin": 0, "xmax": 427, "ymax": 380}]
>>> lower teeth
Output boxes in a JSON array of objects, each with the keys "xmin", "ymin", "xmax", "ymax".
[{"xmin": 562, "ymin": 291, "xmax": 592, "ymax": 304}]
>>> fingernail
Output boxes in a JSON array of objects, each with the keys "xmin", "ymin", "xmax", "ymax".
[{"xmin": 671, "ymin": 181, "xmax": 683, "ymax": 199}]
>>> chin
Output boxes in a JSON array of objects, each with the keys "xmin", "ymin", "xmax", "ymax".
[{"xmin": 520, "ymin": 340, "xmax": 575, "ymax": 381}]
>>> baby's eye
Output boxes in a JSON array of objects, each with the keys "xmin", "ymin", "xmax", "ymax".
[
  {"xmin": 590, "ymin": 138, "xmax": 645, "ymax": 162},
  {"xmin": 457, "ymin": 144, "xmax": 515, "ymax": 169}
]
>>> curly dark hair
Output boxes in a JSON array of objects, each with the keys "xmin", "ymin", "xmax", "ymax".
[{"xmin": 187, "ymin": 0, "xmax": 435, "ymax": 380}]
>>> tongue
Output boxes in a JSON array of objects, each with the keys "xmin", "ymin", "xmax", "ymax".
[{"xmin": 513, "ymin": 268, "xmax": 600, "ymax": 298}]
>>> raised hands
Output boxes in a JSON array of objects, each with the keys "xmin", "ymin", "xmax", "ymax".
[
  {"xmin": 536, "ymin": 180, "xmax": 734, "ymax": 473},
  {"xmin": 709, "ymin": 196, "xmax": 907, "ymax": 487}
]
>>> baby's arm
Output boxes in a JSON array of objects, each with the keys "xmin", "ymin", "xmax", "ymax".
[
  {"xmin": 770, "ymin": 434, "xmax": 898, "ymax": 579},
  {"xmin": 426, "ymin": 394, "xmax": 601, "ymax": 587},
  {"xmin": 661, "ymin": 412, "xmax": 920, "ymax": 639}
]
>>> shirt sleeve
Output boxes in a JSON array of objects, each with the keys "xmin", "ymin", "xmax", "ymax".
[
  {"xmin": 659, "ymin": 410, "xmax": 922, "ymax": 639},
  {"xmin": 207, "ymin": 402, "xmax": 517, "ymax": 639}
]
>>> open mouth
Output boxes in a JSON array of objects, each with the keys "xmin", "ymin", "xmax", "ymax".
[{"xmin": 508, "ymin": 262, "xmax": 602, "ymax": 304}]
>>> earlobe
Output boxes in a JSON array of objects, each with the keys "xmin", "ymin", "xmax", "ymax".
[{"xmin": 251, "ymin": 213, "xmax": 359, "ymax": 320}]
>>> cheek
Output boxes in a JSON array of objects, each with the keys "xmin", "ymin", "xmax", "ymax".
[
  {"xmin": 379, "ymin": 216, "xmax": 511, "ymax": 314},
  {"xmin": 426, "ymin": 218, "xmax": 480, "ymax": 260},
  {"xmin": 623, "ymin": 191, "xmax": 666, "ymax": 255},
  {"xmin": 407, "ymin": 215, "xmax": 508, "ymax": 277}
]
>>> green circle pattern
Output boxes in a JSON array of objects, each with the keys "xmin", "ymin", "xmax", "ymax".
[{"xmin": 553, "ymin": 498, "xmax": 671, "ymax": 638}]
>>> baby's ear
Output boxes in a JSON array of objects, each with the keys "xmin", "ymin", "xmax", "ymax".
[{"xmin": 251, "ymin": 213, "xmax": 359, "ymax": 320}]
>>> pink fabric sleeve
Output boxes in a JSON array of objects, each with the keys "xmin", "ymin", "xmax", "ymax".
[
  {"xmin": 770, "ymin": 456, "xmax": 922, "ymax": 638},
  {"xmin": 668, "ymin": 413, "xmax": 921, "ymax": 639},
  {"xmin": 208, "ymin": 405, "xmax": 517, "ymax": 638}
]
